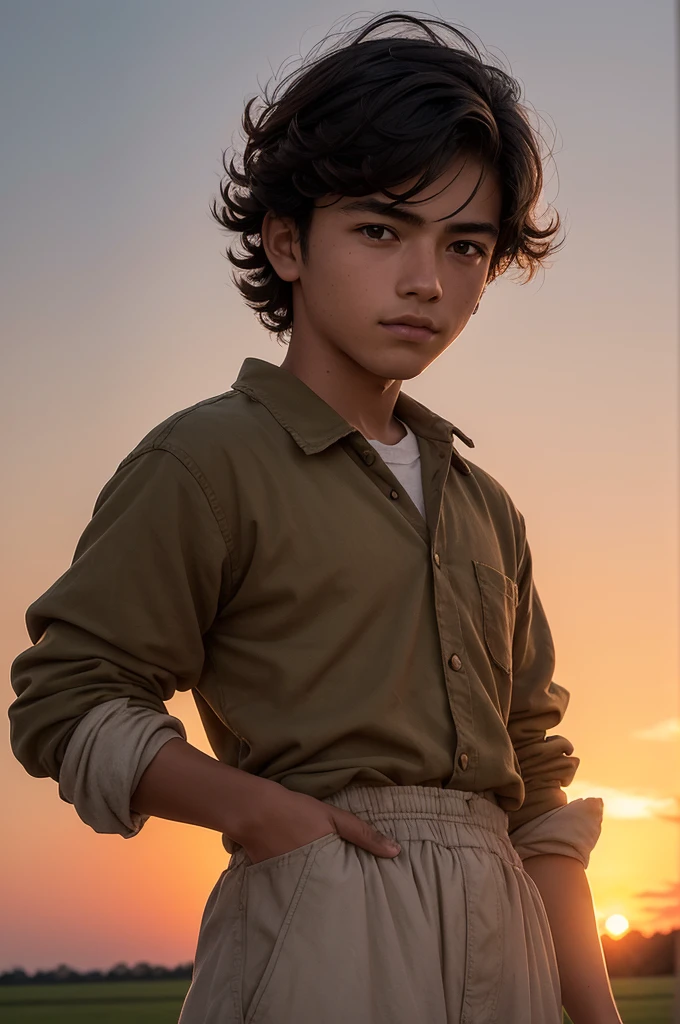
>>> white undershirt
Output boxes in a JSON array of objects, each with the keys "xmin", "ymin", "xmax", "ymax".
[{"xmin": 367, "ymin": 419, "xmax": 426, "ymax": 520}]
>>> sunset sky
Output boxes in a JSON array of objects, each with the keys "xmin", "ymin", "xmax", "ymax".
[{"xmin": 1, "ymin": 0, "xmax": 678, "ymax": 973}]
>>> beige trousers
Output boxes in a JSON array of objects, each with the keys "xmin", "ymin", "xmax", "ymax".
[{"xmin": 178, "ymin": 785, "xmax": 562, "ymax": 1024}]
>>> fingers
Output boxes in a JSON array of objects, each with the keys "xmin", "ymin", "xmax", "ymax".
[{"xmin": 331, "ymin": 809, "xmax": 401, "ymax": 858}]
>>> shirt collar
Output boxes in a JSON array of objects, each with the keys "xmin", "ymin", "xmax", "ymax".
[{"xmin": 231, "ymin": 357, "xmax": 474, "ymax": 472}]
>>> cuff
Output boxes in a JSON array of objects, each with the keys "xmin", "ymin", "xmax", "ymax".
[
  {"xmin": 509, "ymin": 797, "xmax": 604, "ymax": 868},
  {"xmin": 58, "ymin": 696, "xmax": 186, "ymax": 837}
]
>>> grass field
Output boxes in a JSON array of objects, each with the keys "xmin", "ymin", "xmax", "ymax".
[{"xmin": 0, "ymin": 976, "xmax": 674, "ymax": 1022}]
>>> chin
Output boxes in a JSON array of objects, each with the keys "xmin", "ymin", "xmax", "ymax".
[{"xmin": 358, "ymin": 352, "xmax": 435, "ymax": 382}]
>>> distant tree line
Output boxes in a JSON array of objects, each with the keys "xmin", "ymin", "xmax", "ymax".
[
  {"xmin": 0, "ymin": 961, "xmax": 193, "ymax": 985},
  {"xmin": 1, "ymin": 930, "xmax": 677, "ymax": 984},
  {"xmin": 602, "ymin": 930, "xmax": 677, "ymax": 977}
]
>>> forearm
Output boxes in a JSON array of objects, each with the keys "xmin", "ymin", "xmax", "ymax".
[
  {"xmin": 129, "ymin": 735, "xmax": 276, "ymax": 840},
  {"xmin": 523, "ymin": 854, "xmax": 621, "ymax": 1024}
]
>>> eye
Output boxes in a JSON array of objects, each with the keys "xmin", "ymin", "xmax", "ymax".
[
  {"xmin": 450, "ymin": 240, "xmax": 486, "ymax": 258},
  {"xmin": 358, "ymin": 225, "xmax": 487, "ymax": 258},
  {"xmin": 358, "ymin": 224, "xmax": 398, "ymax": 242}
]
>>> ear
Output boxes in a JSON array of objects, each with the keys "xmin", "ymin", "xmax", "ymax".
[{"xmin": 261, "ymin": 211, "xmax": 302, "ymax": 283}]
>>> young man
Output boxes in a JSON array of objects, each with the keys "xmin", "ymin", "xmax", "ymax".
[{"xmin": 9, "ymin": 13, "xmax": 618, "ymax": 1024}]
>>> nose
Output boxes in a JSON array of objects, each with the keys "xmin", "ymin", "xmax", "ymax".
[{"xmin": 397, "ymin": 244, "xmax": 443, "ymax": 302}]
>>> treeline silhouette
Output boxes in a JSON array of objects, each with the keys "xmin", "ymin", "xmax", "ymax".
[
  {"xmin": 602, "ymin": 929, "xmax": 678, "ymax": 977},
  {"xmin": 0, "ymin": 962, "xmax": 193, "ymax": 985},
  {"xmin": 1, "ymin": 929, "xmax": 677, "ymax": 984}
]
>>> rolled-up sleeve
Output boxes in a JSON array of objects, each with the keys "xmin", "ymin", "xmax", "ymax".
[
  {"xmin": 506, "ymin": 514, "xmax": 581, "ymax": 834},
  {"xmin": 8, "ymin": 443, "xmax": 231, "ymax": 782},
  {"xmin": 509, "ymin": 797, "xmax": 604, "ymax": 868},
  {"xmin": 58, "ymin": 696, "xmax": 187, "ymax": 837}
]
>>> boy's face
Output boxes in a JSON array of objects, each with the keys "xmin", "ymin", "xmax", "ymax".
[{"xmin": 264, "ymin": 153, "xmax": 501, "ymax": 382}]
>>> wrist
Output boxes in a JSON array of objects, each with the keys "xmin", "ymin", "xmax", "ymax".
[{"xmin": 219, "ymin": 766, "xmax": 280, "ymax": 843}]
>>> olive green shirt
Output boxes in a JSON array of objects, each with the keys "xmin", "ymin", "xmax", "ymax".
[{"xmin": 9, "ymin": 357, "xmax": 579, "ymax": 833}]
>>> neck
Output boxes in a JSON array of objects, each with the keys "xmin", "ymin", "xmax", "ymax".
[{"xmin": 281, "ymin": 333, "xmax": 406, "ymax": 444}]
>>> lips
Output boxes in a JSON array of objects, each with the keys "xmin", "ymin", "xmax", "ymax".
[{"xmin": 380, "ymin": 322, "xmax": 436, "ymax": 342}]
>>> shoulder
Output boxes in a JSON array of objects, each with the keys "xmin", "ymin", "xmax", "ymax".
[
  {"xmin": 464, "ymin": 457, "xmax": 523, "ymax": 522},
  {"xmin": 117, "ymin": 387, "xmax": 277, "ymax": 473}
]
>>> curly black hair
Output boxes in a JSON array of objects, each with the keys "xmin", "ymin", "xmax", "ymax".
[{"xmin": 210, "ymin": 11, "xmax": 563, "ymax": 340}]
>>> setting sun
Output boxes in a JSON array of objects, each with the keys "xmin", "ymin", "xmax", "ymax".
[{"xmin": 605, "ymin": 915, "xmax": 630, "ymax": 938}]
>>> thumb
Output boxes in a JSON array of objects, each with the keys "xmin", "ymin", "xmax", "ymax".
[{"xmin": 331, "ymin": 809, "xmax": 401, "ymax": 858}]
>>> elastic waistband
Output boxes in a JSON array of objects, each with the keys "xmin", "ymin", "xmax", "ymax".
[
  {"xmin": 320, "ymin": 785, "xmax": 515, "ymax": 864},
  {"xmin": 222, "ymin": 784, "xmax": 514, "ymax": 861},
  {"xmin": 323, "ymin": 784, "xmax": 508, "ymax": 836}
]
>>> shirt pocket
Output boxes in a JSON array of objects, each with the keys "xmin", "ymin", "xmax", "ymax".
[{"xmin": 472, "ymin": 561, "xmax": 519, "ymax": 675}]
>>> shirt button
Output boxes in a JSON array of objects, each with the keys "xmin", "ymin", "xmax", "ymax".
[
  {"xmin": 433, "ymin": 553, "xmax": 441, "ymax": 567},
  {"xmin": 458, "ymin": 752, "xmax": 469, "ymax": 771},
  {"xmin": 361, "ymin": 450, "xmax": 376, "ymax": 465},
  {"xmin": 449, "ymin": 653, "xmax": 462, "ymax": 671},
  {"xmin": 390, "ymin": 489, "xmax": 399, "ymax": 500}
]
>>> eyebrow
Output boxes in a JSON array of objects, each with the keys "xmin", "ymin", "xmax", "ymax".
[{"xmin": 340, "ymin": 197, "xmax": 499, "ymax": 238}]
